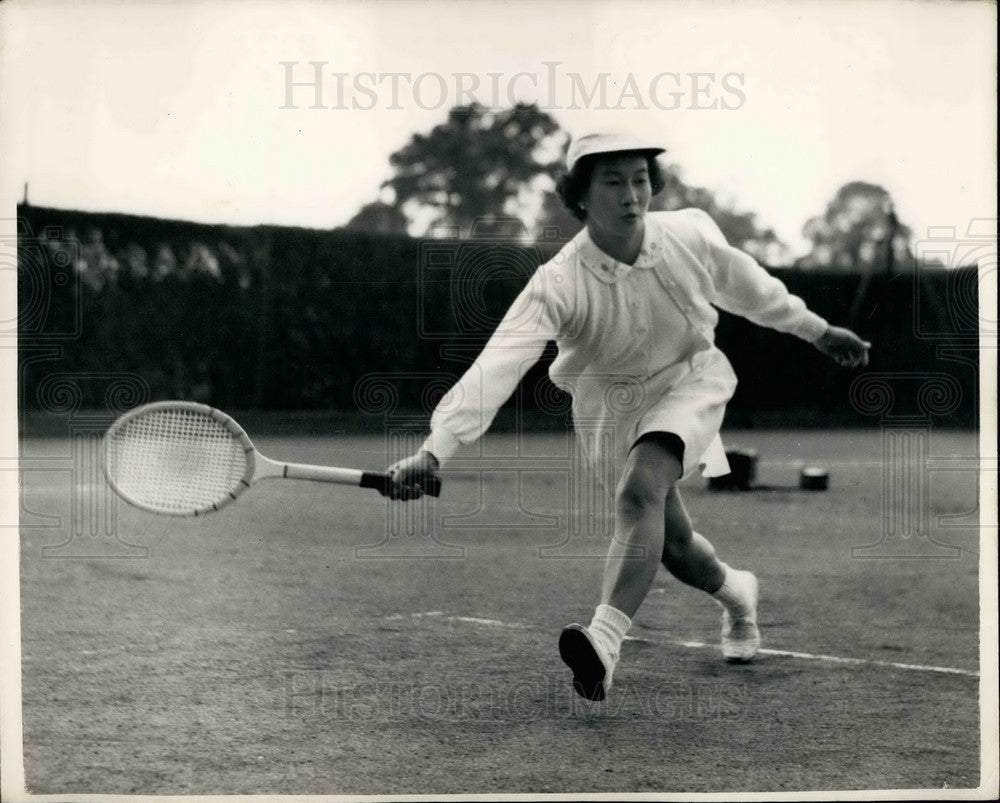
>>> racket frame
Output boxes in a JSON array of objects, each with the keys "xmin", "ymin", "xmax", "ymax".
[
  {"xmin": 103, "ymin": 401, "xmax": 259, "ymax": 517},
  {"xmin": 103, "ymin": 400, "xmax": 439, "ymax": 517}
]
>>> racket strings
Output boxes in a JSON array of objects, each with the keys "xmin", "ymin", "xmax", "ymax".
[{"xmin": 107, "ymin": 408, "xmax": 249, "ymax": 514}]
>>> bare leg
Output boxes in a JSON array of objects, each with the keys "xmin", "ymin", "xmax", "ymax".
[
  {"xmin": 660, "ymin": 487, "xmax": 726, "ymax": 593},
  {"xmin": 658, "ymin": 485, "xmax": 760, "ymax": 660},
  {"xmin": 567, "ymin": 441, "xmax": 753, "ymax": 699},
  {"xmin": 600, "ymin": 440, "xmax": 681, "ymax": 618}
]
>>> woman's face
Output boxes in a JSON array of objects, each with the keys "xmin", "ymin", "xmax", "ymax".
[{"xmin": 583, "ymin": 154, "xmax": 652, "ymax": 239}]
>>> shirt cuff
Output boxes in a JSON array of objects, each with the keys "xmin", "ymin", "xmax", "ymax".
[
  {"xmin": 420, "ymin": 428, "xmax": 463, "ymax": 468},
  {"xmin": 792, "ymin": 311, "xmax": 829, "ymax": 344}
]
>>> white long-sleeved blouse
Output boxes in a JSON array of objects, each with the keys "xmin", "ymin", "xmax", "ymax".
[{"xmin": 421, "ymin": 208, "xmax": 829, "ymax": 468}]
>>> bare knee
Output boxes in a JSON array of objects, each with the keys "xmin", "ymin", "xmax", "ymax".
[
  {"xmin": 615, "ymin": 440, "xmax": 683, "ymax": 520},
  {"xmin": 617, "ymin": 481, "xmax": 659, "ymax": 522},
  {"xmin": 616, "ymin": 467, "xmax": 672, "ymax": 521}
]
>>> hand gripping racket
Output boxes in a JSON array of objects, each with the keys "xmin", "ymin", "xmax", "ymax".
[{"xmin": 103, "ymin": 401, "xmax": 441, "ymax": 516}]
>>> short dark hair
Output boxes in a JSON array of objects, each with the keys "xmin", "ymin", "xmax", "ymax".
[{"xmin": 555, "ymin": 151, "xmax": 666, "ymax": 221}]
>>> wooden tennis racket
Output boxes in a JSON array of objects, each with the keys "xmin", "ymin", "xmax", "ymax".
[{"xmin": 102, "ymin": 401, "xmax": 441, "ymax": 516}]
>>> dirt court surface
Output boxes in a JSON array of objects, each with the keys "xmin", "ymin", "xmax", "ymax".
[{"xmin": 17, "ymin": 429, "xmax": 984, "ymax": 796}]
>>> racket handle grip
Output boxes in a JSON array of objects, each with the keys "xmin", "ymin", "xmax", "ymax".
[{"xmin": 360, "ymin": 472, "xmax": 442, "ymax": 498}]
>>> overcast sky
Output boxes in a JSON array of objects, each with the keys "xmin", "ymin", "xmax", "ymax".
[{"xmin": 1, "ymin": 0, "xmax": 995, "ymax": 255}]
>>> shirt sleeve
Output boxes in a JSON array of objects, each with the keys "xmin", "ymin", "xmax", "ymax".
[
  {"xmin": 421, "ymin": 267, "xmax": 564, "ymax": 466},
  {"xmin": 690, "ymin": 209, "xmax": 829, "ymax": 343}
]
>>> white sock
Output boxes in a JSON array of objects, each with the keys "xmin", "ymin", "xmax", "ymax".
[
  {"xmin": 712, "ymin": 563, "xmax": 754, "ymax": 618},
  {"xmin": 588, "ymin": 604, "xmax": 631, "ymax": 661}
]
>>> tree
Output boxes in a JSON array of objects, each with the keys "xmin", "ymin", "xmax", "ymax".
[
  {"xmin": 379, "ymin": 105, "xmax": 786, "ymax": 253},
  {"xmin": 381, "ymin": 103, "xmax": 567, "ymax": 237},
  {"xmin": 344, "ymin": 201, "xmax": 409, "ymax": 236},
  {"xmin": 797, "ymin": 181, "xmax": 913, "ymax": 272},
  {"xmin": 533, "ymin": 189, "xmax": 583, "ymax": 242}
]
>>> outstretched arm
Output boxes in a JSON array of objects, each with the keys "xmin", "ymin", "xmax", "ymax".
[
  {"xmin": 385, "ymin": 267, "xmax": 564, "ymax": 500},
  {"xmin": 691, "ymin": 208, "xmax": 872, "ymax": 370},
  {"xmin": 693, "ymin": 209, "xmax": 872, "ymax": 361},
  {"xmin": 694, "ymin": 209, "xmax": 828, "ymax": 343}
]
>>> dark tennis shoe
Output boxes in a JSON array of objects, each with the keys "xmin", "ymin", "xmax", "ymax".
[{"xmin": 559, "ymin": 623, "xmax": 616, "ymax": 701}]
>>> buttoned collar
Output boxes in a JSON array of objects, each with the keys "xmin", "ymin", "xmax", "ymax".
[{"xmin": 575, "ymin": 218, "xmax": 661, "ymax": 283}]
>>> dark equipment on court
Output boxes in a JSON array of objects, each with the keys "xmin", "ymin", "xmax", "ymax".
[
  {"xmin": 799, "ymin": 466, "xmax": 830, "ymax": 491},
  {"xmin": 708, "ymin": 449, "xmax": 758, "ymax": 491},
  {"xmin": 708, "ymin": 450, "xmax": 832, "ymax": 492}
]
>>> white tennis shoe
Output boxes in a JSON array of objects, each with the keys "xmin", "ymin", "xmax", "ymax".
[
  {"xmin": 721, "ymin": 571, "xmax": 760, "ymax": 663},
  {"xmin": 559, "ymin": 623, "xmax": 617, "ymax": 701}
]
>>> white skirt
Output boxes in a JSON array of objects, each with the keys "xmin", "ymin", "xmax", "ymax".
[{"xmin": 565, "ymin": 347, "xmax": 738, "ymax": 493}]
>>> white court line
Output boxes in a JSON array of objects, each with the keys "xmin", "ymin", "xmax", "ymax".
[
  {"xmin": 625, "ymin": 636, "xmax": 980, "ymax": 678},
  {"xmin": 384, "ymin": 611, "xmax": 522, "ymax": 628},
  {"xmin": 386, "ymin": 612, "xmax": 979, "ymax": 679}
]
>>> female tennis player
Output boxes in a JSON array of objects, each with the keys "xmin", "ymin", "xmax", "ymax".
[{"xmin": 386, "ymin": 131, "xmax": 871, "ymax": 701}]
